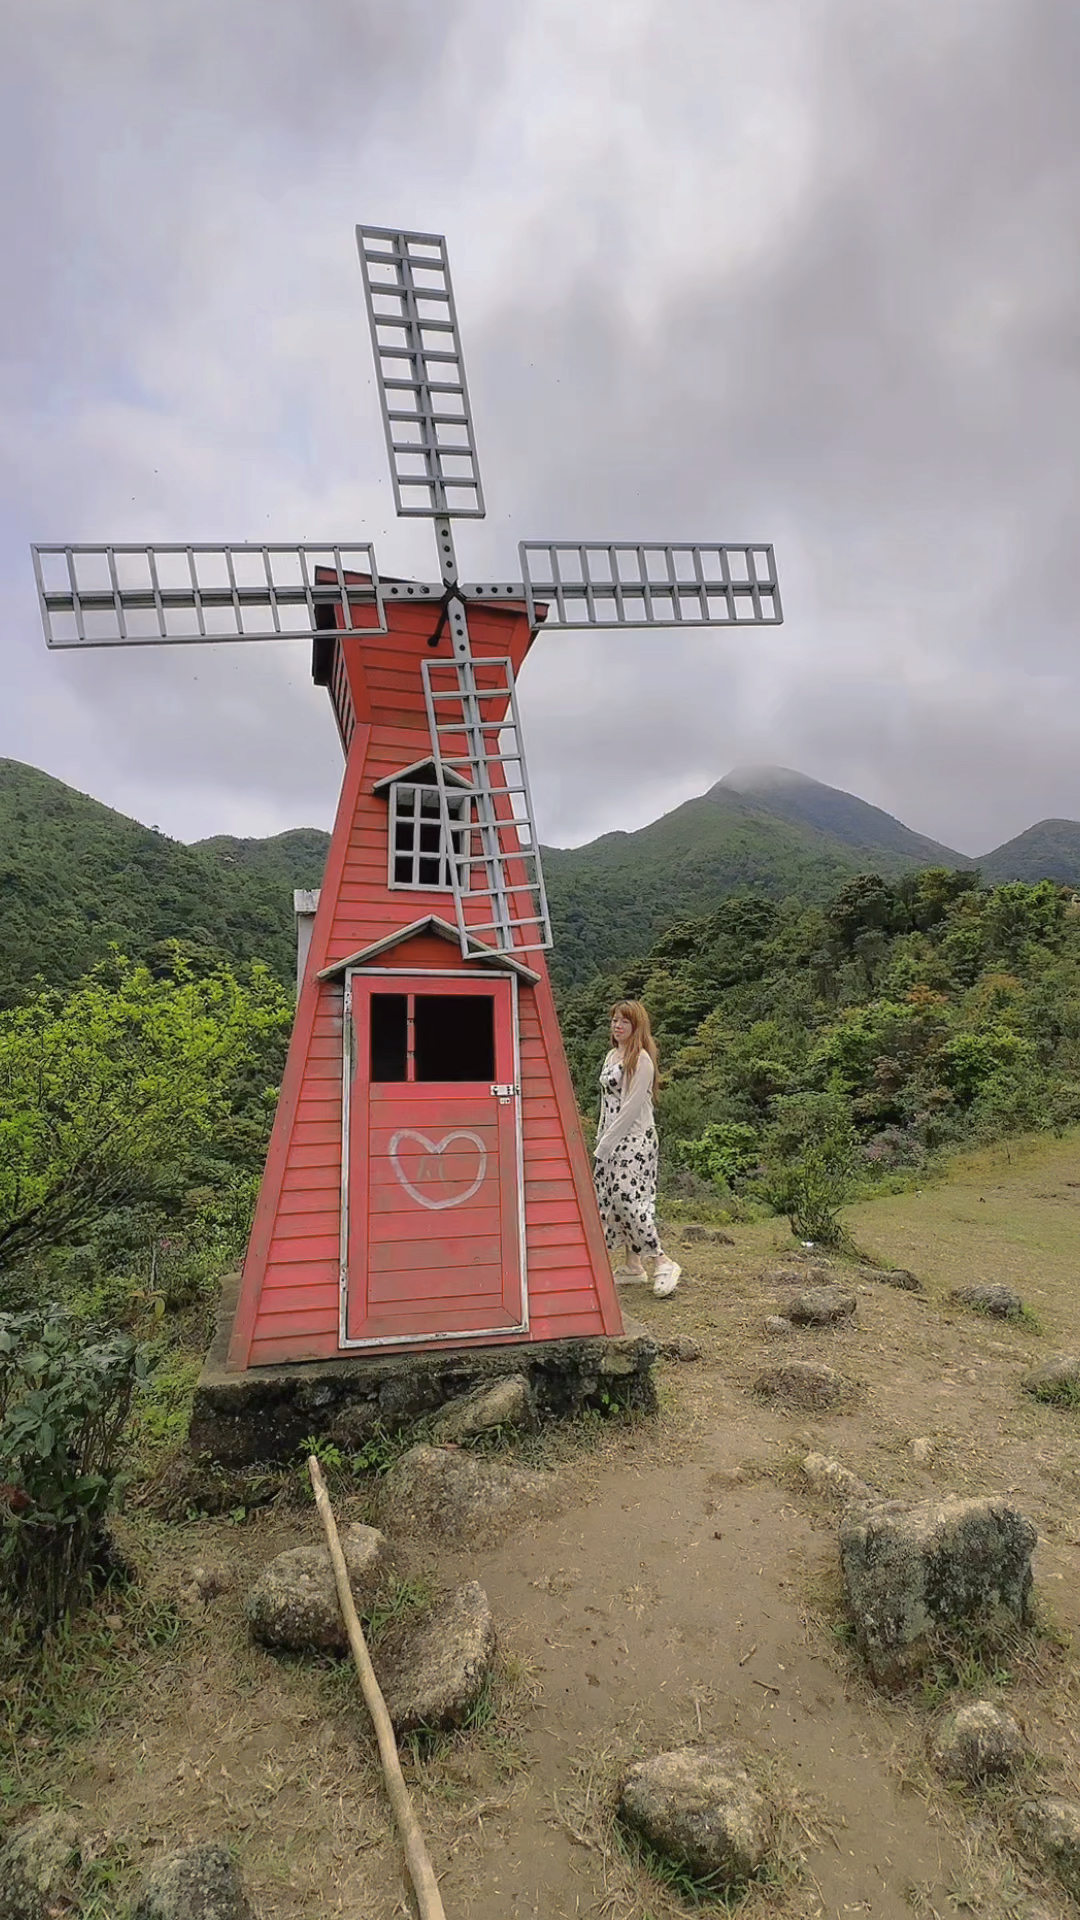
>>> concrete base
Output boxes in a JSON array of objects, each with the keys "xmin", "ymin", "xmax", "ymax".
[{"xmin": 189, "ymin": 1275, "xmax": 660, "ymax": 1467}]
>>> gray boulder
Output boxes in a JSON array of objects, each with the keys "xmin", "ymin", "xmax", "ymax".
[
  {"xmin": 245, "ymin": 1521, "xmax": 390, "ymax": 1653},
  {"xmin": 0, "ymin": 1811, "xmax": 81, "ymax": 1920},
  {"xmin": 764, "ymin": 1263, "xmax": 833, "ymax": 1287},
  {"xmin": 840, "ymin": 1495, "xmax": 1036, "ymax": 1683},
  {"xmin": 619, "ymin": 1745, "xmax": 773, "ymax": 1885},
  {"xmin": 429, "ymin": 1373, "xmax": 534, "ymax": 1442},
  {"xmin": 784, "ymin": 1286, "xmax": 856, "ymax": 1327},
  {"xmin": 375, "ymin": 1581, "xmax": 496, "ymax": 1733},
  {"xmin": 934, "ymin": 1699, "xmax": 1028, "ymax": 1784},
  {"xmin": 132, "ymin": 1844, "xmax": 252, "ymax": 1920},
  {"xmin": 753, "ymin": 1361, "xmax": 852, "ymax": 1411},
  {"xmin": 764, "ymin": 1315, "xmax": 795, "ymax": 1336},
  {"xmin": 950, "ymin": 1284, "xmax": 1024, "ymax": 1320},
  {"xmin": 855, "ymin": 1264, "xmax": 922, "ymax": 1292},
  {"xmin": 1016, "ymin": 1797, "xmax": 1080, "ymax": 1899},
  {"xmin": 1022, "ymin": 1356, "xmax": 1080, "ymax": 1404},
  {"xmin": 380, "ymin": 1444, "xmax": 555, "ymax": 1546},
  {"xmin": 801, "ymin": 1452, "xmax": 875, "ymax": 1508},
  {"xmin": 660, "ymin": 1335, "xmax": 703, "ymax": 1362}
]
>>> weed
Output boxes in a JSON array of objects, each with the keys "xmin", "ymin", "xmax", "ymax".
[
  {"xmin": 349, "ymin": 1423, "xmax": 412, "ymax": 1476},
  {"xmin": 364, "ymin": 1573, "xmax": 437, "ymax": 1645},
  {"xmin": 300, "ymin": 1433, "xmax": 344, "ymax": 1470},
  {"xmin": 1029, "ymin": 1376, "xmax": 1080, "ymax": 1410}
]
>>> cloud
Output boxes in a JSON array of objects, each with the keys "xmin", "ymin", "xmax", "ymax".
[{"xmin": 3, "ymin": 0, "xmax": 1079, "ymax": 862}]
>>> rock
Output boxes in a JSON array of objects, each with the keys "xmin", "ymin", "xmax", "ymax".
[
  {"xmin": 784, "ymin": 1286, "xmax": 857, "ymax": 1327},
  {"xmin": 0, "ymin": 1811, "xmax": 81, "ymax": 1920},
  {"xmin": 801, "ymin": 1453, "xmax": 875, "ymax": 1507},
  {"xmin": 380, "ymin": 1444, "xmax": 555, "ymax": 1546},
  {"xmin": 179, "ymin": 1561, "xmax": 231, "ymax": 1607},
  {"xmin": 855, "ymin": 1265, "xmax": 922, "ymax": 1292},
  {"xmin": 950, "ymin": 1284, "xmax": 1024, "ymax": 1320},
  {"xmin": 839, "ymin": 1495, "xmax": 1037, "ymax": 1683},
  {"xmin": 245, "ymin": 1522, "xmax": 390, "ymax": 1653},
  {"xmin": 132, "ymin": 1843, "xmax": 253, "ymax": 1920},
  {"xmin": 679, "ymin": 1225, "xmax": 735, "ymax": 1246},
  {"xmin": 909, "ymin": 1438, "xmax": 934, "ymax": 1465},
  {"xmin": 753, "ymin": 1362, "xmax": 852, "ymax": 1411},
  {"xmin": 619, "ymin": 1745, "xmax": 774, "ymax": 1885},
  {"xmin": 429, "ymin": 1373, "xmax": 535, "ymax": 1442},
  {"xmin": 764, "ymin": 1315, "xmax": 794, "ymax": 1336},
  {"xmin": 375, "ymin": 1581, "xmax": 496, "ymax": 1733},
  {"xmin": 765, "ymin": 1264, "xmax": 833, "ymax": 1287},
  {"xmin": 1016, "ymin": 1797, "xmax": 1080, "ymax": 1899},
  {"xmin": 660, "ymin": 1335, "xmax": 703, "ymax": 1362},
  {"xmin": 933, "ymin": 1699, "xmax": 1028, "ymax": 1784},
  {"xmin": 1022, "ymin": 1356, "xmax": 1080, "ymax": 1405}
]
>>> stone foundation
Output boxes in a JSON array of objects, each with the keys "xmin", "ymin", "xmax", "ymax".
[{"xmin": 188, "ymin": 1275, "xmax": 659, "ymax": 1467}]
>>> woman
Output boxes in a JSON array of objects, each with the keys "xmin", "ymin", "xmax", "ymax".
[{"xmin": 594, "ymin": 1001, "xmax": 681, "ymax": 1298}]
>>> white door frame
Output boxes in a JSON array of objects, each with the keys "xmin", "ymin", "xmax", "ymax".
[{"xmin": 337, "ymin": 966, "xmax": 528, "ymax": 1350}]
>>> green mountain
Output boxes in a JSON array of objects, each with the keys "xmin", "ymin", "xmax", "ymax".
[
  {"xmin": 717, "ymin": 765, "xmax": 966, "ymax": 867},
  {"xmin": 4, "ymin": 755, "xmax": 1080, "ymax": 1010},
  {"xmin": 978, "ymin": 821, "xmax": 1080, "ymax": 887},
  {"xmin": 0, "ymin": 760, "xmax": 321, "ymax": 1009},
  {"xmin": 195, "ymin": 828, "xmax": 330, "ymax": 896}
]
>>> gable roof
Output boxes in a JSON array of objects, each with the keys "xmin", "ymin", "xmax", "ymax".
[
  {"xmin": 372, "ymin": 758, "xmax": 472, "ymax": 795},
  {"xmin": 317, "ymin": 915, "xmax": 541, "ymax": 984}
]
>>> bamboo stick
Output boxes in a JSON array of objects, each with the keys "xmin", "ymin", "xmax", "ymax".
[{"xmin": 308, "ymin": 1456, "xmax": 447, "ymax": 1920}]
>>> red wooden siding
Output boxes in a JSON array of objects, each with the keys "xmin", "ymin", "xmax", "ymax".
[{"xmin": 226, "ymin": 593, "xmax": 623, "ymax": 1369}]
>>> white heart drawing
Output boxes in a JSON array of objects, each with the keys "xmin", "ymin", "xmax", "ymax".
[{"xmin": 388, "ymin": 1128, "xmax": 489, "ymax": 1212}]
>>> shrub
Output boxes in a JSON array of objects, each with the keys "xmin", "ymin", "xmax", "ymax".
[
  {"xmin": 0, "ymin": 1310, "xmax": 150, "ymax": 1629},
  {"xmin": 759, "ymin": 1092, "xmax": 860, "ymax": 1247}
]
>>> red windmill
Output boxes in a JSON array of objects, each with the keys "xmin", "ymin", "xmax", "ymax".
[{"xmin": 32, "ymin": 224, "xmax": 782, "ymax": 1373}]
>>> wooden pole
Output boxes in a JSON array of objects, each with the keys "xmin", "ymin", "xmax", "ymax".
[{"xmin": 307, "ymin": 1456, "xmax": 447, "ymax": 1920}]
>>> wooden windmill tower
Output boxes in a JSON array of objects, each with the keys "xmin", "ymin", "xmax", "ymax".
[{"xmin": 32, "ymin": 224, "xmax": 782, "ymax": 1373}]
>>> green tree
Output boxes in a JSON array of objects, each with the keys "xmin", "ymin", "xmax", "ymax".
[{"xmin": 0, "ymin": 954, "xmax": 291, "ymax": 1280}]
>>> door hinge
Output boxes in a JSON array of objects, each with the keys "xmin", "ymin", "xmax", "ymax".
[{"xmin": 491, "ymin": 1083, "xmax": 517, "ymax": 1100}]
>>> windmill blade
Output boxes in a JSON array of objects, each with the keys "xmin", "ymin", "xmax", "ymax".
[
  {"xmin": 31, "ymin": 543, "xmax": 387, "ymax": 648},
  {"xmin": 356, "ymin": 224, "xmax": 484, "ymax": 520},
  {"xmin": 519, "ymin": 541, "xmax": 783, "ymax": 629}
]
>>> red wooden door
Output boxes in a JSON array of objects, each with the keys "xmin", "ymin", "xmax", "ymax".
[{"xmin": 345, "ymin": 973, "xmax": 525, "ymax": 1345}]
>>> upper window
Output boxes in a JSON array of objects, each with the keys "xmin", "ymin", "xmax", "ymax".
[{"xmin": 388, "ymin": 781, "xmax": 471, "ymax": 893}]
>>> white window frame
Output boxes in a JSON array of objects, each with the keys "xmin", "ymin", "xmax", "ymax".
[{"xmin": 387, "ymin": 781, "xmax": 471, "ymax": 893}]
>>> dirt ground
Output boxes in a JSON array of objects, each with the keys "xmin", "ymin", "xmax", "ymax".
[{"xmin": 17, "ymin": 1134, "xmax": 1080, "ymax": 1919}]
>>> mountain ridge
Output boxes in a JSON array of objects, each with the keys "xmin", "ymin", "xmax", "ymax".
[{"xmin": 3, "ymin": 755, "xmax": 1079, "ymax": 1005}]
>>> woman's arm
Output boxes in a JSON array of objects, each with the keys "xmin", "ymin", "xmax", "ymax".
[{"xmin": 594, "ymin": 1053, "xmax": 654, "ymax": 1160}]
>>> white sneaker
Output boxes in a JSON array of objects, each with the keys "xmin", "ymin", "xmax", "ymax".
[{"xmin": 652, "ymin": 1258, "xmax": 681, "ymax": 1298}]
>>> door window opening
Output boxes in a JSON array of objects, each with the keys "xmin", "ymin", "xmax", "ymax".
[{"xmin": 367, "ymin": 990, "xmax": 496, "ymax": 1082}]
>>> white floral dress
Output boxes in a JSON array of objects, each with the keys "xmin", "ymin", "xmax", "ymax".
[{"xmin": 594, "ymin": 1050, "xmax": 661, "ymax": 1257}]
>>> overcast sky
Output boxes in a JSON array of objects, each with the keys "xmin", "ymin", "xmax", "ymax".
[{"xmin": 2, "ymin": 0, "xmax": 1078, "ymax": 859}]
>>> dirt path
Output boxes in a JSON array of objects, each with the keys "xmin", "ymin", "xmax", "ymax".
[{"xmin": 33, "ymin": 1135, "xmax": 1080, "ymax": 1917}]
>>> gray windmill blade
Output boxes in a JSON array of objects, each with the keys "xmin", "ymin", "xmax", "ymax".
[
  {"xmin": 31, "ymin": 543, "xmax": 389, "ymax": 648},
  {"xmin": 356, "ymin": 223, "xmax": 553, "ymax": 959},
  {"xmin": 355, "ymin": 224, "xmax": 485, "ymax": 521},
  {"xmin": 518, "ymin": 541, "xmax": 783, "ymax": 629}
]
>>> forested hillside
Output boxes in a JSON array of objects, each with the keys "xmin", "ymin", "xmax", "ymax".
[
  {"xmin": 978, "ymin": 820, "xmax": 1080, "ymax": 885},
  {"xmin": 560, "ymin": 868, "xmax": 1080, "ymax": 1207},
  {"xmin": 4, "ymin": 755, "xmax": 1080, "ymax": 1011},
  {"xmin": 717, "ymin": 764, "xmax": 966, "ymax": 866},
  {"xmin": 0, "ymin": 761, "xmax": 324, "ymax": 1007}
]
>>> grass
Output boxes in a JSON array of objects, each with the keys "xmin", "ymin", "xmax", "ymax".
[
  {"xmin": 0, "ymin": 1587, "xmax": 199, "ymax": 1812},
  {"xmin": 1028, "ymin": 1376, "xmax": 1080, "ymax": 1410}
]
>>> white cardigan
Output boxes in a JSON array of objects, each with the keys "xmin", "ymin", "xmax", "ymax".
[{"xmin": 595, "ymin": 1049, "xmax": 656, "ymax": 1162}]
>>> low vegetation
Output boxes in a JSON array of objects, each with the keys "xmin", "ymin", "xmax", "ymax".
[{"xmin": 562, "ymin": 868, "xmax": 1080, "ymax": 1237}]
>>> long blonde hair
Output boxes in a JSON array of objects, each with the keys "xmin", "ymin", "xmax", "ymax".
[{"xmin": 610, "ymin": 1000, "xmax": 659, "ymax": 1089}]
